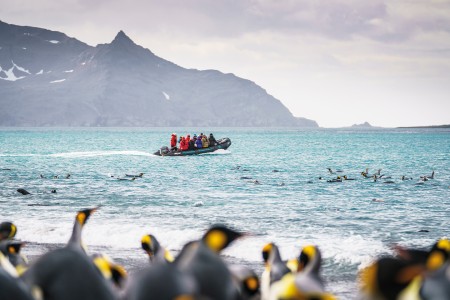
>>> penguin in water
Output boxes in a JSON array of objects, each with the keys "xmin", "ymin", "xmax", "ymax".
[
  {"xmin": 125, "ymin": 173, "xmax": 144, "ymax": 178},
  {"xmin": 141, "ymin": 234, "xmax": 174, "ymax": 264},
  {"xmin": 175, "ymin": 224, "xmax": 244, "ymax": 300},
  {"xmin": 21, "ymin": 207, "xmax": 117, "ymax": 300},
  {"xmin": 327, "ymin": 176, "xmax": 343, "ymax": 183},
  {"xmin": 17, "ymin": 189, "xmax": 31, "ymax": 195},
  {"xmin": 0, "ymin": 252, "xmax": 34, "ymax": 300},
  {"xmin": 420, "ymin": 171, "xmax": 435, "ymax": 181},
  {"xmin": 0, "ymin": 222, "xmax": 17, "ymax": 241}
]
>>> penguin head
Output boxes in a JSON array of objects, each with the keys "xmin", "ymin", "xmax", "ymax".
[
  {"xmin": 262, "ymin": 243, "xmax": 275, "ymax": 266},
  {"xmin": 0, "ymin": 222, "xmax": 17, "ymax": 241},
  {"xmin": 0, "ymin": 240, "xmax": 28, "ymax": 275},
  {"xmin": 427, "ymin": 238, "xmax": 450, "ymax": 271},
  {"xmin": 141, "ymin": 234, "xmax": 174, "ymax": 263},
  {"xmin": 141, "ymin": 234, "xmax": 160, "ymax": 258},
  {"xmin": 297, "ymin": 245, "xmax": 321, "ymax": 273},
  {"xmin": 92, "ymin": 253, "xmax": 128, "ymax": 288},
  {"xmin": 359, "ymin": 256, "xmax": 424, "ymax": 300},
  {"xmin": 243, "ymin": 275, "xmax": 260, "ymax": 296},
  {"xmin": 202, "ymin": 224, "xmax": 243, "ymax": 253},
  {"xmin": 76, "ymin": 207, "xmax": 99, "ymax": 226}
]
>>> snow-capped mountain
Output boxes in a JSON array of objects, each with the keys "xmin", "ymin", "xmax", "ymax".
[{"xmin": 0, "ymin": 20, "xmax": 318, "ymax": 127}]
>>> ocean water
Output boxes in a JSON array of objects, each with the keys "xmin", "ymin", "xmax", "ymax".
[{"xmin": 1, "ymin": 127, "xmax": 449, "ymax": 298}]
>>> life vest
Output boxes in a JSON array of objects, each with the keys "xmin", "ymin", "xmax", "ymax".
[
  {"xmin": 170, "ymin": 135, "xmax": 177, "ymax": 147},
  {"xmin": 202, "ymin": 136, "xmax": 209, "ymax": 148}
]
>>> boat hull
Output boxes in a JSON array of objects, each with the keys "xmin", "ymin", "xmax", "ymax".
[{"xmin": 153, "ymin": 138, "xmax": 231, "ymax": 156}]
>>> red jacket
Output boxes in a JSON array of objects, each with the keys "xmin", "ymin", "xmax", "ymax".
[
  {"xmin": 180, "ymin": 138, "xmax": 189, "ymax": 151},
  {"xmin": 170, "ymin": 135, "xmax": 177, "ymax": 147}
]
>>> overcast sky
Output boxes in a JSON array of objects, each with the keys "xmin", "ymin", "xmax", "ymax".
[{"xmin": 2, "ymin": 0, "xmax": 450, "ymax": 127}]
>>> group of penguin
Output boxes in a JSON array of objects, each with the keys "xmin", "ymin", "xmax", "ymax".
[
  {"xmin": 319, "ymin": 168, "xmax": 435, "ymax": 184},
  {"xmin": 1, "ymin": 208, "xmax": 450, "ymax": 300}
]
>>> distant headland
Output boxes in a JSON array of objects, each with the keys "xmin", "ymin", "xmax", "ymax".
[{"xmin": 397, "ymin": 124, "xmax": 450, "ymax": 129}]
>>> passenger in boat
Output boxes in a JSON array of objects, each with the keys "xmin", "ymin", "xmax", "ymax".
[
  {"xmin": 170, "ymin": 133, "xmax": 177, "ymax": 149},
  {"xmin": 188, "ymin": 136, "xmax": 196, "ymax": 150},
  {"xmin": 195, "ymin": 136, "xmax": 203, "ymax": 149},
  {"xmin": 209, "ymin": 133, "xmax": 217, "ymax": 146},
  {"xmin": 202, "ymin": 134, "xmax": 209, "ymax": 148},
  {"xmin": 179, "ymin": 137, "xmax": 189, "ymax": 151}
]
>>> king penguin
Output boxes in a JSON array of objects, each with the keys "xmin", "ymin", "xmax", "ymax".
[
  {"xmin": 260, "ymin": 243, "xmax": 291, "ymax": 300},
  {"xmin": 141, "ymin": 233, "xmax": 174, "ymax": 263},
  {"xmin": 228, "ymin": 264, "xmax": 261, "ymax": 300},
  {"xmin": 21, "ymin": 207, "xmax": 117, "ymax": 300},
  {"xmin": 0, "ymin": 252, "xmax": 34, "ymax": 300},
  {"xmin": 0, "ymin": 222, "xmax": 17, "ymax": 241},
  {"xmin": 175, "ymin": 224, "xmax": 244, "ymax": 300},
  {"xmin": 125, "ymin": 236, "xmax": 198, "ymax": 300},
  {"xmin": 0, "ymin": 240, "xmax": 28, "ymax": 275}
]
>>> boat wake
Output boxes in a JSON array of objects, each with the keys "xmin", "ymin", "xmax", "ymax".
[
  {"xmin": 49, "ymin": 150, "xmax": 155, "ymax": 158},
  {"xmin": 202, "ymin": 149, "xmax": 231, "ymax": 155}
]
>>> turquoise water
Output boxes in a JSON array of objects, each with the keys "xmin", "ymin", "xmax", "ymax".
[{"xmin": 1, "ymin": 127, "xmax": 449, "ymax": 298}]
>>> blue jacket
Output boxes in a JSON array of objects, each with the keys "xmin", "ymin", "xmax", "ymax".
[{"xmin": 195, "ymin": 138, "xmax": 203, "ymax": 148}]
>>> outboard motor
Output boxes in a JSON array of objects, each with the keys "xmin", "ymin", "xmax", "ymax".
[{"xmin": 159, "ymin": 146, "xmax": 170, "ymax": 156}]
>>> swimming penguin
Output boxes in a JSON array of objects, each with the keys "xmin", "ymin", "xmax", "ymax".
[
  {"xmin": 175, "ymin": 224, "xmax": 244, "ymax": 300},
  {"xmin": 21, "ymin": 207, "xmax": 117, "ymax": 300},
  {"xmin": 125, "ymin": 173, "xmax": 144, "ymax": 178},
  {"xmin": 16, "ymin": 189, "xmax": 31, "ymax": 195},
  {"xmin": 420, "ymin": 171, "xmax": 435, "ymax": 180},
  {"xmin": 383, "ymin": 180, "xmax": 396, "ymax": 184},
  {"xmin": 117, "ymin": 177, "xmax": 136, "ymax": 181},
  {"xmin": 0, "ymin": 222, "xmax": 17, "ymax": 241},
  {"xmin": 343, "ymin": 175, "xmax": 355, "ymax": 181},
  {"xmin": 326, "ymin": 168, "xmax": 334, "ymax": 174},
  {"xmin": 228, "ymin": 264, "xmax": 260, "ymax": 300},
  {"xmin": 327, "ymin": 176, "xmax": 343, "ymax": 183},
  {"xmin": 0, "ymin": 253, "xmax": 34, "ymax": 300},
  {"xmin": 361, "ymin": 168, "xmax": 370, "ymax": 178},
  {"xmin": 65, "ymin": 173, "xmax": 71, "ymax": 179},
  {"xmin": 141, "ymin": 234, "xmax": 174, "ymax": 264},
  {"xmin": 401, "ymin": 175, "xmax": 413, "ymax": 180}
]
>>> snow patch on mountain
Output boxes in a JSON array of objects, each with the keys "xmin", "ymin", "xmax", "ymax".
[
  {"xmin": 47, "ymin": 40, "xmax": 60, "ymax": 44},
  {"xmin": 162, "ymin": 91, "xmax": 170, "ymax": 100}
]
